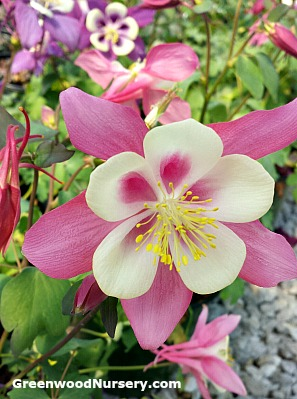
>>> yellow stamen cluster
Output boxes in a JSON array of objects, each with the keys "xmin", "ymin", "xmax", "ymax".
[
  {"xmin": 135, "ymin": 181, "xmax": 219, "ymax": 271},
  {"xmin": 104, "ymin": 27, "xmax": 119, "ymax": 44}
]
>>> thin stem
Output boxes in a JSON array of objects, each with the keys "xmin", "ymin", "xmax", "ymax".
[
  {"xmin": 79, "ymin": 362, "xmax": 172, "ymax": 374},
  {"xmin": 80, "ymin": 328, "xmax": 109, "ymax": 339},
  {"xmin": 63, "ymin": 164, "xmax": 89, "ymax": 192},
  {"xmin": 0, "ymin": 331, "xmax": 9, "ymax": 354},
  {"xmin": 45, "ymin": 165, "xmax": 56, "ymax": 213},
  {"xmin": 21, "ymin": 169, "xmax": 38, "ymax": 268},
  {"xmin": 228, "ymin": 0, "xmax": 243, "ymax": 60},
  {"xmin": 227, "ymin": 93, "xmax": 251, "ymax": 121},
  {"xmin": 200, "ymin": 0, "xmax": 243, "ymax": 123},
  {"xmin": 11, "ymin": 239, "xmax": 22, "ymax": 272},
  {"xmin": 203, "ymin": 14, "xmax": 211, "ymax": 95},
  {"xmin": 4, "ymin": 304, "xmax": 101, "ymax": 389},
  {"xmin": 53, "ymin": 351, "xmax": 76, "ymax": 399}
]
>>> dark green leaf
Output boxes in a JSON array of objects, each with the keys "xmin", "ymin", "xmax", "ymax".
[
  {"xmin": 236, "ymin": 56, "xmax": 264, "ymax": 99},
  {"xmin": 62, "ymin": 281, "xmax": 82, "ymax": 315},
  {"xmin": 0, "ymin": 267, "xmax": 70, "ymax": 354},
  {"xmin": 99, "ymin": 297, "xmax": 118, "ymax": 338},
  {"xmin": 0, "ymin": 274, "xmax": 12, "ymax": 300},
  {"xmin": 208, "ymin": 102, "xmax": 227, "ymax": 122},
  {"xmin": 35, "ymin": 140, "xmax": 74, "ymax": 168},
  {"xmin": 0, "ymin": 106, "xmax": 25, "ymax": 150},
  {"xmin": 30, "ymin": 121, "xmax": 57, "ymax": 140},
  {"xmin": 8, "ymin": 388, "xmax": 49, "ymax": 399},
  {"xmin": 256, "ymin": 53, "xmax": 279, "ymax": 102}
]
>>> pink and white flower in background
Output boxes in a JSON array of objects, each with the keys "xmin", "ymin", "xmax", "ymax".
[
  {"xmin": 148, "ymin": 305, "xmax": 246, "ymax": 399},
  {"xmin": 23, "ymin": 88, "xmax": 297, "ymax": 350},
  {"xmin": 75, "ymin": 43, "xmax": 199, "ymax": 123}
]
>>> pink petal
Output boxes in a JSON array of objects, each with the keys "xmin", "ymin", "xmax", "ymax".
[
  {"xmin": 75, "ymin": 50, "xmax": 115, "ymax": 89},
  {"xmin": 103, "ymin": 73, "xmax": 152, "ymax": 102},
  {"xmin": 73, "ymin": 274, "xmax": 107, "ymax": 313},
  {"xmin": 192, "ymin": 370, "xmax": 212, "ymax": 399},
  {"xmin": 225, "ymin": 220, "xmax": 297, "ymax": 286},
  {"xmin": 209, "ymin": 98, "xmax": 297, "ymax": 160},
  {"xmin": 122, "ymin": 265, "xmax": 192, "ymax": 350},
  {"xmin": 145, "ymin": 43, "xmax": 199, "ymax": 81},
  {"xmin": 196, "ymin": 315, "xmax": 241, "ymax": 347},
  {"xmin": 23, "ymin": 192, "xmax": 119, "ymax": 279},
  {"xmin": 191, "ymin": 305, "xmax": 208, "ymax": 340},
  {"xmin": 60, "ymin": 88, "xmax": 148, "ymax": 159},
  {"xmin": 201, "ymin": 356, "xmax": 247, "ymax": 396},
  {"xmin": 142, "ymin": 89, "xmax": 191, "ymax": 124}
]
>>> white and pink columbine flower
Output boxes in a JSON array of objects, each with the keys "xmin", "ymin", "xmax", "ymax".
[
  {"xmin": 23, "ymin": 88, "xmax": 297, "ymax": 349},
  {"xmin": 75, "ymin": 43, "xmax": 199, "ymax": 123},
  {"xmin": 148, "ymin": 306, "xmax": 246, "ymax": 399},
  {"xmin": 86, "ymin": 2, "xmax": 139, "ymax": 57}
]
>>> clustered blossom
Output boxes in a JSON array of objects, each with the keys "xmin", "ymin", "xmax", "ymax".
[
  {"xmin": 23, "ymin": 88, "xmax": 297, "ymax": 350},
  {"xmin": 76, "ymin": 43, "xmax": 199, "ymax": 123},
  {"xmin": 148, "ymin": 306, "xmax": 246, "ymax": 399}
]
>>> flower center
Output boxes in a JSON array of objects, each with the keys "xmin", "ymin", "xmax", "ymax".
[
  {"xmin": 135, "ymin": 182, "xmax": 219, "ymax": 271},
  {"xmin": 104, "ymin": 27, "xmax": 120, "ymax": 44}
]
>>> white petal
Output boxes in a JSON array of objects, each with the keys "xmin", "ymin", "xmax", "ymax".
[
  {"xmin": 86, "ymin": 152, "xmax": 158, "ymax": 222},
  {"xmin": 90, "ymin": 33, "xmax": 109, "ymax": 52},
  {"xmin": 51, "ymin": 0, "xmax": 74, "ymax": 13},
  {"xmin": 143, "ymin": 119, "xmax": 223, "ymax": 197},
  {"xmin": 86, "ymin": 8, "xmax": 104, "ymax": 32},
  {"xmin": 119, "ymin": 16, "xmax": 139, "ymax": 40},
  {"xmin": 177, "ymin": 222, "xmax": 246, "ymax": 294},
  {"xmin": 30, "ymin": 0, "xmax": 53, "ymax": 17},
  {"xmin": 197, "ymin": 154, "xmax": 275, "ymax": 222},
  {"xmin": 112, "ymin": 37, "xmax": 135, "ymax": 56},
  {"xmin": 93, "ymin": 211, "xmax": 158, "ymax": 299},
  {"xmin": 105, "ymin": 2, "xmax": 127, "ymax": 19}
]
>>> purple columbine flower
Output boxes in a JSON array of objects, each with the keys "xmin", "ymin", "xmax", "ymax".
[
  {"xmin": 15, "ymin": 0, "xmax": 81, "ymax": 52},
  {"xmin": 86, "ymin": 2, "xmax": 140, "ymax": 57}
]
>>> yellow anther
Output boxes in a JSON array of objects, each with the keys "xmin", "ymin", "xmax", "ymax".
[
  {"xmin": 182, "ymin": 255, "xmax": 188, "ymax": 266},
  {"xmin": 153, "ymin": 244, "xmax": 160, "ymax": 253},
  {"xmin": 186, "ymin": 191, "xmax": 192, "ymax": 196},
  {"xmin": 146, "ymin": 243, "xmax": 153, "ymax": 251},
  {"xmin": 135, "ymin": 235, "xmax": 144, "ymax": 243}
]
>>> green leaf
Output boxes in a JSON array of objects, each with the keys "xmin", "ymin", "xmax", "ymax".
[
  {"xmin": 0, "ymin": 274, "xmax": 12, "ymax": 300},
  {"xmin": 99, "ymin": 297, "xmax": 118, "ymax": 338},
  {"xmin": 8, "ymin": 387, "xmax": 49, "ymax": 399},
  {"xmin": 268, "ymin": 4, "xmax": 288, "ymax": 22},
  {"xmin": 220, "ymin": 278, "xmax": 245, "ymax": 304},
  {"xmin": 256, "ymin": 53, "xmax": 279, "ymax": 102},
  {"xmin": 35, "ymin": 140, "xmax": 74, "ymax": 168},
  {"xmin": 62, "ymin": 281, "xmax": 82, "ymax": 315},
  {"xmin": 287, "ymin": 172, "xmax": 297, "ymax": 186},
  {"xmin": 193, "ymin": 0, "xmax": 212, "ymax": 14},
  {"xmin": 236, "ymin": 56, "xmax": 264, "ymax": 99},
  {"xmin": 0, "ymin": 267, "xmax": 70, "ymax": 354},
  {"xmin": 208, "ymin": 102, "xmax": 227, "ymax": 123},
  {"xmin": 30, "ymin": 121, "xmax": 57, "ymax": 140},
  {"xmin": 0, "ymin": 106, "xmax": 25, "ymax": 150}
]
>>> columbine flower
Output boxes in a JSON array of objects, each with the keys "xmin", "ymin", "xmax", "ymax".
[
  {"xmin": 148, "ymin": 306, "xmax": 246, "ymax": 399},
  {"xmin": 15, "ymin": 0, "xmax": 80, "ymax": 51},
  {"xmin": 0, "ymin": 124, "xmax": 21, "ymax": 255},
  {"xmin": 0, "ymin": 108, "xmax": 61, "ymax": 255},
  {"xmin": 86, "ymin": 2, "xmax": 139, "ymax": 57},
  {"xmin": 75, "ymin": 43, "xmax": 199, "ymax": 123},
  {"xmin": 266, "ymin": 22, "xmax": 297, "ymax": 58},
  {"xmin": 23, "ymin": 88, "xmax": 297, "ymax": 349}
]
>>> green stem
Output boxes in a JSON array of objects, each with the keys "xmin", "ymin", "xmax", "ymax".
[
  {"xmin": 203, "ymin": 14, "xmax": 211, "ymax": 95},
  {"xmin": 21, "ymin": 169, "xmax": 39, "ymax": 268},
  {"xmin": 79, "ymin": 362, "xmax": 172, "ymax": 374},
  {"xmin": 80, "ymin": 328, "xmax": 109, "ymax": 339},
  {"xmin": 4, "ymin": 304, "xmax": 101, "ymax": 389},
  {"xmin": 200, "ymin": 0, "xmax": 243, "ymax": 123},
  {"xmin": 227, "ymin": 93, "xmax": 251, "ymax": 121},
  {"xmin": 53, "ymin": 351, "xmax": 76, "ymax": 399}
]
